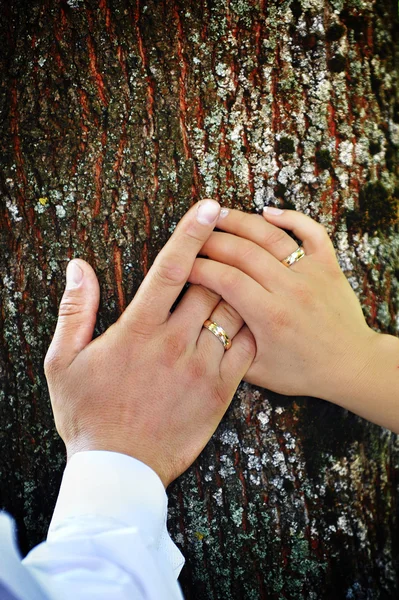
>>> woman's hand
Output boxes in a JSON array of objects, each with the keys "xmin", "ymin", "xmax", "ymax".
[
  {"xmin": 44, "ymin": 200, "xmax": 255, "ymax": 488},
  {"xmin": 190, "ymin": 207, "xmax": 380, "ymax": 401}
]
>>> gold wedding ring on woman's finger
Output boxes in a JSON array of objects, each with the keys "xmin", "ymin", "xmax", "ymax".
[
  {"xmin": 203, "ymin": 320, "xmax": 232, "ymax": 351},
  {"xmin": 281, "ymin": 246, "xmax": 305, "ymax": 267}
]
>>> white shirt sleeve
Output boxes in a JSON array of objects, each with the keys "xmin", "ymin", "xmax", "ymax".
[{"xmin": 12, "ymin": 451, "xmax": 185, "ymax": 600}]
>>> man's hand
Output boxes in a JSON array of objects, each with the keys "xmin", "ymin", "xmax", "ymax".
[{"xmin": 44, "ymin": 200, "xmax": 255, "ymax": 487}]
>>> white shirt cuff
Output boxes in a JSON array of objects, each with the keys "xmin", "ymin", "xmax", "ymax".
[{"xmin": 48, "ymin": 451, "xmax": 184, "ymax": 575}]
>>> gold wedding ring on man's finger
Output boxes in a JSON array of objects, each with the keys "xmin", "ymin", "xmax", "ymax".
[
  {"xmin": 203, "ymin": 320, "xmax": 232, "ymax": 351},
  {"xmin": 281, "ymin": 246, "xmax": 305, "ymax": 267}
]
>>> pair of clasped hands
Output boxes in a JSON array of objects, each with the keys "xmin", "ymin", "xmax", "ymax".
[{"xmin": 45, "ymin": 200, "xmax": 399, "ymax": 487}]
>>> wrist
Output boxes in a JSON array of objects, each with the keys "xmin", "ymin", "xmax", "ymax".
[
  {"xmin": 307, "ymin": 327, "xmax": 375, "ymax": 404},
  {"xmin": 321, "ymin": 328, "xmax": 380, "ymax": 402},
  {"xmin": 320, "ymin": 329, "xmax": 399, "ymax": 431}
]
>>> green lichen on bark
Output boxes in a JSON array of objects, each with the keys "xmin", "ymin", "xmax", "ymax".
[{"xmin": 0, "ymin": 0, "xmax": 399, "ymax": 598}]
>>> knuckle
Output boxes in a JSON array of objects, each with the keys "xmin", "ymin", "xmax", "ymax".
[
  {"xmin": 239, "ymin": 331, "xmax": 256, "ymax": 359},
  {"xmin": 187, "ymin": 356, "xmax": 208, "ymax": 381},
  {"xmin": 291, "ymin": 279, "xmax": 312, "ymax": 305},
  {"xmin": 218, "ymin": 302, "xmax": 241, "ymax": 327},
  {"xmin": 123, "ymin": 317, "xmax": 155, "ymax": 340},
  {"xmin": 58, "ymin": 295, "xmax": 83, "ymax": 318},
  {"xmin": 213, "ymin": 380, "xmax": 231, "ymax": 407},
  {"xmin": 264, "ymin": 226, "xmax": 288, "ymax": 248},
  {"xmin": 43, "ymin": 350, "xmax": 62, "ymax": 377},
  {"xmin": 234, "ymin": 210, "xmax": 250, "ymax": 231},
  {"xmin": 270, "ymin": 305, "xmax": 291, "ymax": 330},
  {"xmin": 161, "ymin": 330, "xmax": 188, "ymax": 367},
  {"xmin": 238, "ymin": 240, "xmax": 258, "ymax": 264},
  {"xmin": 196, "ymin": 285, "xmax": 220, "ymax": 305},
  {"xmin": 181, "ymin": 221, "xmax": 207, "ymax": 245},
  {"xmin": 219, "ymin": 267, "xmax": 241, "ymax": 294},
  {"xmin": 155, "ymin": 259, "xmax": 187, "ymax": 288}
]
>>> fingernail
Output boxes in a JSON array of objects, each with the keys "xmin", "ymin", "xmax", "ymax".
[
  {"xmin": 66, "ymin": 261, "xmax": 83, "ymax": 289},
  {"xmin": 263, "ymin": 206, "xmax": 284, "ymax": 216},
  {"xmin": 196, "ymin": 200, "xmax": 220, "ymax": 225},
  {"xmin": 218, "ymin": 207, "xmax": 229, "ymax": 220}
]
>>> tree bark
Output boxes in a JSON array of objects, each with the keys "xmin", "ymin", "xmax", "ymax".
[{"xmin": 0, "ymin": 0, "xmax": 398, "ymax": 598}]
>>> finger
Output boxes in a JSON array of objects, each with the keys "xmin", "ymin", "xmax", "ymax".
[
  {"xmin": 219, "ymin": 325, "xmax": 256, "ymax": 393},
  {"xmin": 189, "ymin": 258, "xmax": 270, "ymax": 333},
  {"xmin": 169, "ymin": 284, "xmax": 221, "ymax": 339},
  {"xmin": 202, "ymin": 326, "xmax": 255, "ymax": 430},
  {"xmin": 44, "ymin": 259, "xmax": 100, "ymax": 372},
  {"xmin": 123, "ymin": 200, "xmax": 221, "ymax": 329},
  {"xmin": 216, "ymin": 207, "xmax": 298, "ymax": 261},
  {"xmin": 263, "ymin": 207, "xmax": 336, "ymax": 260},
  {"xmin": 198, "ymin": 300, "xmax": 244, "ymax": 361},
  {"xmin": 201, "ymin": 232, "xmax": 288, "ymax": 292}
]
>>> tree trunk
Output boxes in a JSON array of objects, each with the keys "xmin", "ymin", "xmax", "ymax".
[{"xmin": 1, "ymin": 0, "xmax": 398, "ymax": 598}]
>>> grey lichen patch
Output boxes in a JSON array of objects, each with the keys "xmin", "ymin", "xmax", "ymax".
[
  {"xmin": 55, "ymin": 205, "xmax": 66, "ymax": 219},
  {"xmin": 377, "ymin": 301, "xmax": 392, "ymax": 329},
  {"xmin": 229, "ymin": 0, "xmax": 254, "ymax": 27},
  {"xmin": 338, "ymin": 140, "xmax": 354, "ymax": 167}
]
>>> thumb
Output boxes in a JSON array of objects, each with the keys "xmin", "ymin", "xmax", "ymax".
[{"xmin": 45, "ymin": 259, "xmax": 100, "ymax": 372}]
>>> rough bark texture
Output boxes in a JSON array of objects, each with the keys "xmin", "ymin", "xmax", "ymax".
[{"xmin": 0, "ymin": 0, "xmax": 398, "ymax": 598}]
